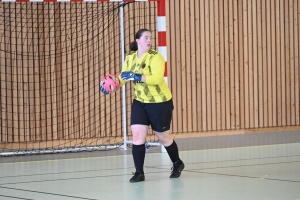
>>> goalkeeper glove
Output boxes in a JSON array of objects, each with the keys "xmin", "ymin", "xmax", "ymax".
[
  {"xmin": 120, "ymin": 71, "xmax": 142, "ymax": 82},
  {"xmin": 99, "ymin": 81, "xmax": 110, "ymax": 95}
]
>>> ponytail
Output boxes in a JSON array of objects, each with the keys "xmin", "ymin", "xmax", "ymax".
[{"xmin": 129, "ymin": 41, "xmax": 138, "ymax": 51}]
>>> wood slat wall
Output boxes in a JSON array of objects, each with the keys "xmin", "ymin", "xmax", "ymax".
[
  {"xmin": 0, "ymin": 2, "xmax": 159, "ymax": 146},
  {"xmin": 0, "ymin": 3, "xmax": 126, "ymax": 145},
  {"xmin": 167, "ymin": 0, "xmax": 300, "ymax": 134},
  {"xmin": 0, "ymin": 0, "xmax": 299, "ymax": 147}
]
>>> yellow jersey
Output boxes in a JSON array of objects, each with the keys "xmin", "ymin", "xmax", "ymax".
[{"xmin": 119, "ymin": 50, "xmax": 172, "ymax": 103}]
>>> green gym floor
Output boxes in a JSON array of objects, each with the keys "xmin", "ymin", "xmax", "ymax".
[{"xmin": 0, "ymin": 130, "xmax": 300, "ymax": 200}]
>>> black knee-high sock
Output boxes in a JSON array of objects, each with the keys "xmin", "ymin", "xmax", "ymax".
[
  {"xmin": 164, "ymin": 140, "xmax": 182, "ymax": 164},
  {"xmin": 132, "ymin": 144, "xmax": 145, "ymax": 174}
]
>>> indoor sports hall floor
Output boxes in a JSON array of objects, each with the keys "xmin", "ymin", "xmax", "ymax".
[{"xmin": 0, "ymin": 130, "xmax": 300, "ymax": 200}]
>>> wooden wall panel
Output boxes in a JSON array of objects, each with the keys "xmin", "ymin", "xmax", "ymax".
[
  {"xmin": 0, "ymin": 0, "xmax": 299, "ymax": 148},
  {"xmin": 200, "ymin": 0, "xmax": 207, "ymax": 131},
  {"xmin": 166, "ymin": 0, "xmax": 300, "ymax": 133},
  {"xmin": 296, "ymin": 0, "xmax": 300, "ymax": 125},
  {"xmin": 189, "ymin": 0, "xmax": 198, "ymax": 132},
  {"xmin": 233, "ymin": 0, "xmax": 240, "ymax": 130},
  {"xmin": 0, "ymin": 5, "xmax": 7, "ymax": 142}
]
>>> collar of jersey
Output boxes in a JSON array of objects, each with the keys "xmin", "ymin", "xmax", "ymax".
[{"xmin": 136, "ymin": 50, "xmax": 148, "ymax": 60}]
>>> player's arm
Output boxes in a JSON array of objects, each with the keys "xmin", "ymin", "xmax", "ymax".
[
  {"xmin": 119, "ymin": 54, "xmax": 145, "ymax": 82},
  {"xmin": 118, "ymin": 56, "xmax": 131, "ymax": 86},
  {"xmin": 144, "ymin": 53, "xmax": 165, "ymax": 85},
  {"xmin": 120, "ymin": 52, "xmax": 165, "ymax": 84},
  {"xmin": 100, "ymin": 56, "xmax": 130, "ymax": 95},
  {"xmin": 118, "ymin": 74, "xmax": 127, "ymax": 86}
]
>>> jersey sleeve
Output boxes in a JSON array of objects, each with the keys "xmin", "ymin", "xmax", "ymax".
[
  {"xmin": 145, "ymin": 53, "xmax": 165, "ymax": 85},
  {"xmin": 118, "ymin": 55, "xmax": 130, "ymax": 86}
]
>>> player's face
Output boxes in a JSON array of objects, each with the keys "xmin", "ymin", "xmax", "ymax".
[{"xmin": 137, "ymin": 31, "xmax": 151, "ymax": 52}]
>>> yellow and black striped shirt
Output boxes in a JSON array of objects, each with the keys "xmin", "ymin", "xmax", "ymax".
[{"xmin": 119, "ymin": 50, "xmax": 172, "ymax": 103}]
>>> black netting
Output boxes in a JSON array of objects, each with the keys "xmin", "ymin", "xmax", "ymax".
[{"xmin": 0, "ymin": 2, "xmax": 158, "ymax": 156}]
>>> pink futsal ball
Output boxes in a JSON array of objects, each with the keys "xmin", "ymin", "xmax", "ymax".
[{"xmin": 102, "ymin": 74, "xmax": 120, "ymax": 93}]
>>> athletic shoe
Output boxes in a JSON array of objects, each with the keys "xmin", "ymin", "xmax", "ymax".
[
  {"xmin": 129, "ymin": 172, "xmax": 145, "ymax": 183},
  {"xmin": 170, "ymin": 161, "xmax": 185, "ymax": 178}
]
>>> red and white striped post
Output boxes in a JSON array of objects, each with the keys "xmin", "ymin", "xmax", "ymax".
[
  {"xmin": 156, "ymin": 0, "xmax": 168, "ymax": 85},
  {"xmin": 156, "ymin": 0, "xmax": 168, "ymax": 152}
]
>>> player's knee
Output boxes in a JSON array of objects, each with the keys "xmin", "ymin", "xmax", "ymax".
[
  {"xmin": 132, "ymin": 132, "xmax": 147, "ymax": 144},
  {"xmin": 155, "ymin": 131, "xmax": 172, "ymax": 146}
]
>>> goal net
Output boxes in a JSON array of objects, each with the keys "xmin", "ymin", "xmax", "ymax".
[{"xmin": 0, "ymin": 1, "xmax": 163, "ymax": 156}]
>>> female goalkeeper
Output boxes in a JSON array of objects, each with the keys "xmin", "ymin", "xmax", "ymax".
[{"xmin": 100, "ymin": 29, "xmax": 184, "ymax": 183}]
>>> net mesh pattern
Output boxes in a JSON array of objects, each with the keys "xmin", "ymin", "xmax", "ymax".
[{"xmin": 0, "ymin": 2, "xmax": 158, "ymax": 156}]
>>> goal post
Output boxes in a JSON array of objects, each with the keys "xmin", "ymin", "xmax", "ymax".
[
  {"xmin": 120, "ymin": 0, "xmax": 168, "ymax": 152},
  {"xmin": 0, "ymin": 0, "xmax": 168, "ymax": 156}
]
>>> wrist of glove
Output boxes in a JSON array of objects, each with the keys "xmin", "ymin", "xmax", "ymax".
[
  {"xmin": 99, "ymin": 81, "xmax": 110, "ymax": 95},
  {"xmin": 120, "ymin": 71, "xmax": 142, "ymax": 82}
]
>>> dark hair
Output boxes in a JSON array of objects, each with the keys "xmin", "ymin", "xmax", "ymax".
[
  {"xmin": 129, "ymin": 29, "xmax": 151, "ymax": 52},
  {"xmin": 129, "ymin": 41, "xmax": 138, "ymax": 51},
  {"xmin": 135, "ymin": 28, "xmax": 151, "ymax": 39}
]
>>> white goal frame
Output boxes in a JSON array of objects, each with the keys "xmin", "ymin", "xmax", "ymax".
[
  {"xmin": 0, "ymin": 0, "xmax": 168, "ymax": 155},
  {"xmin": 119, "ymin": 0, "xmax": 168, "ymax": 152}
]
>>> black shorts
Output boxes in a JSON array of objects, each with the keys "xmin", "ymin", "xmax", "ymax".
[{"xmin": 131, "ymin": 99, "xmax": 174, "ymax": 132}]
